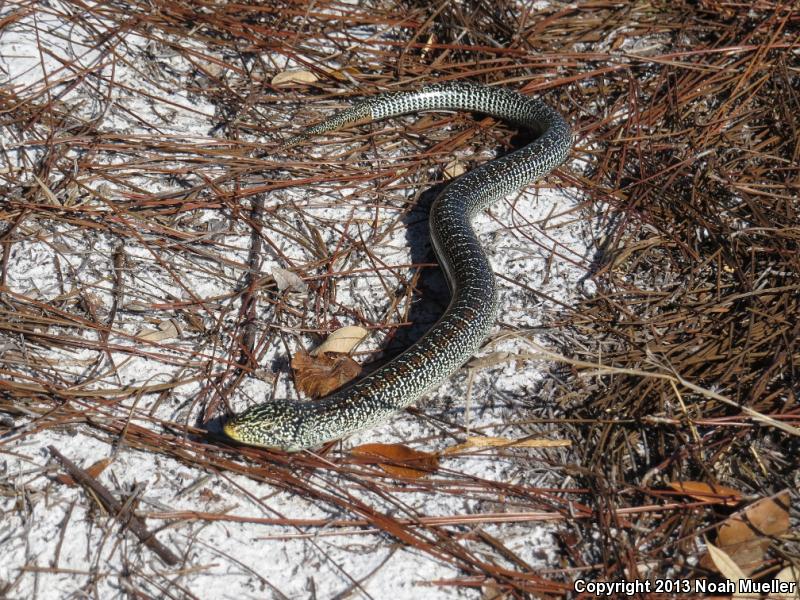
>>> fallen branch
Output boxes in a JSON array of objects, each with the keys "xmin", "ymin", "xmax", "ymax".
[{"xmin": 48, "ymin": 446, "xmax": 180, "ymax": 567}]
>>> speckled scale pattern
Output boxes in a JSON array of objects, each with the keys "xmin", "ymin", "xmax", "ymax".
[{"xmin": 224, "ymin": 82, "xmax": 572, "ymax": 451}]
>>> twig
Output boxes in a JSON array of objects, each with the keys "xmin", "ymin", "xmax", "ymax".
[{"xmin": 48, "ymin": 446, "xmax": 180, "ymax": 567}]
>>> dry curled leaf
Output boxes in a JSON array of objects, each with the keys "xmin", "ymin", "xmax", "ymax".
[
  {"xmin": 735, "ymin": 490, "xmax": 790, "ymax": 537},
  {"xmin": 327, "ymin": 65, "xmax": 362, "ymax": 81},
  {"xmin": 701, "ymin": 491, "xmax": 791, "ymax": 575},
  {"xmin": 311, "ymin": 325, "xmax": 368, "ymax": 356},
  {"xmin": 291, "ymin": 348, "xmax": 361, "ymax": 398},
  {"xmin": 667, "ymin": 481, "xmax": 743, "ymax": 506},
  {"xmin": 271, "ymin": 69, "xmax": 318, "ymax": 86},
  {"xmin": 137, "ymin": 318, "xmax": 180, "ymax": 342},
  {"xmin": 443, "ymin": 158, "xmax": 466, "ymax": 178},
  {"xmin": 272, "ymin": 266, "xmax": 307, "ymax": 293},
  {"xmin": 182, "ymin": 310, "xmax": 206, "ymax": 333},
  {"xmin": 125, "ymin": 301, "xmax": 150, "ymax": 312},
  {"xmin": 351, "ymin": 443, "xmax": 439, "ymax": 479},
  {"xmin": 705, "ymin": 540, "xmax": 748, "ymax": 589},
  {"xmin": 80, "ymin": 292, "xmax": 107, "ymax": 314}
]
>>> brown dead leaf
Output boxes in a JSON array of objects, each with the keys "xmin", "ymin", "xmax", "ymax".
[
  {"xmin": 182, "ymin": 310, "xmax": 206, "ymax": 333},
  {"xmin": 137, "ymin": 318, "xmax": 180, "ymax": 342},
  {"xmin": 667, "ymin": 481, "xmax": 743, "ymax": 506},
  {"xmin": 351, "ymin": 443, "xmax": 439, "ymax": 479},
  {"xmin": 80, "ymin": 292, "xmax": 106, "ymax": 314},
  {"xmin": 125, "ymin": 301, "xmax": 150, "ymax": 312},
  {"xmin": 271, "ymin": 69, "xmax": 318, "ymax": 86},
  {"xmin": 56, "ymin": 457, "xmax": 112, "ymax": 487},
  {"xmin": 705, "ymin": 540, "xmax": 748, "ymax": 586},
  {"xmin": 700, "ymin": 528, "xmax": 769, "ymax": 576},
  {"xmin": 327, "ymin": 66, "xmax": 362, "ymax": 81},
  {"xmin": 291, "ymin": 348, "xmax": 361, "ymax": 398},
  {"xmin": 736, "ymin": 490, "xmax": 790, "ymax": 537},
  {"xmin": 701, "ymin": 491, "xmax": 791, "ymax": 575},
  {"xmin": 311, "ymin": 325, "xmax": 368, "ymax": 356}
]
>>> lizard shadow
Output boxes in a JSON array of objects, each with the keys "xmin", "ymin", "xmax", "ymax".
[
  {"xmin": 373, "ymin": 181, "xmax": 451, "ymax": 365},
  {"xmin": 365, "ymin": 131, "xmax": 538, "ymax": 368}
]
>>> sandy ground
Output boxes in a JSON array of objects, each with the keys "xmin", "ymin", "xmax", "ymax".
[{"xmin": 0, "ymin": 2, "xmax": 595, "ymax": 598}]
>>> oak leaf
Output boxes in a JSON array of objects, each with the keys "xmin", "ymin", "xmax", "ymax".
[
  {"xmin": 667, "ymin": 481, "xmax": 742, "ymax": 506},
  {"xmin": 701, "ymin": 491, "xmax": 790, "ymax": 575},
  {"xmin": 291, "ymin": 348, "xmax": 361, "ymax": 398},
  {"xmin": 351, "ymin": 443, "xmax": 439, "ymax": 479}
]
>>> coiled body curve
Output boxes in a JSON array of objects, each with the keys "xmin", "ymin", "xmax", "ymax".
[{"xmin": 223, "ymin": 82, "xmax": 572, "ymax": 451}]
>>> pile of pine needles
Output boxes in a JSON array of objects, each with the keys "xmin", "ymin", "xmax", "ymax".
[{"xmin": 1, "ymin": 0, "xmax": 798, "ymax": 597}]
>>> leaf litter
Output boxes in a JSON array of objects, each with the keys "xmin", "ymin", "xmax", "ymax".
[{"xmin": 1, "ymin": 0, "xmax": 798, "ymax": 598}]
